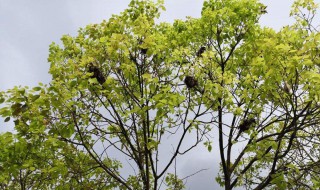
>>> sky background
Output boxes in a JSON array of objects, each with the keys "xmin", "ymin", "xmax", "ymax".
[{"xmin": 0, "ymin": 0, "xmax": 315, "ymax": 189}]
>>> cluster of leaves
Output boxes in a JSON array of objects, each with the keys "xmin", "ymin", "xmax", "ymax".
[
  {"xmin": 1, "ymin": 0, "xmax": 320, "ymax": 189},
  {"xmin": 0, "ymin": 87, "xmax": 121, "ymax": 189}
]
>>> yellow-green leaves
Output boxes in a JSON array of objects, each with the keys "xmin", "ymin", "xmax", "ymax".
[
  {"xmin": 1, "ymin": 0, "xmax": 320, "ymax": 189},
  {"xmin": 147, "ymin": 138, "xmax": 159, "ymax": 150}
]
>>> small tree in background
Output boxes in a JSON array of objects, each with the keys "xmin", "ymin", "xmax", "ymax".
[{"xmin": 1, "ymin": 0, "xmax": 320, "ymax": 189}]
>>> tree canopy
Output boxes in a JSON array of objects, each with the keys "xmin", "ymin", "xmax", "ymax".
[{"xmin": 1, "ymin": 0, "xmax": 320, "ymax": 189}]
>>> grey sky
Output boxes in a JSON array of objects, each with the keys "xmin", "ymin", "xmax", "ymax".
[{"xmin": 0, "ymin": 0, "xmax": 314, "ymax": 189}]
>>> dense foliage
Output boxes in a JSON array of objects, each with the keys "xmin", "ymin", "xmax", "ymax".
[{"xmin": 1, "ymin": 0, "xmax": 320, "ymax": 189}]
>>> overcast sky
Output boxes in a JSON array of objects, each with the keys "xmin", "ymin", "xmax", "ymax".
[{"xmin": 0, "ymin": 0, "xmax": 314, "ymax": 189}]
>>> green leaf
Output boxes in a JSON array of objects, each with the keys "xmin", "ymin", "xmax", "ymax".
[
  {"xmin": 18, "ymin": 88, "xmax": 25, "ymax": 95},
  {"xmin": 208, "ymin": 144, "xmax": 212, "ymax": 152},
  {"xmin": 4, "ymin": 117, "xmax": 10, "ymax": 122},
  {"xmin": 70, "ymin": 80, "xmax": 77, "ymax": 87},
  {"xmin": 14, "ymin": 119, "xmax": 19, "ymax": 125},
  {"xmin": 31, "ymin": 95, "xmax": 40, "ymax": 101},
  {"xmin": 33, "ymin": 86, "xmax": 42, "ymax": 91},
  {"xmin": 88, "ymin": 78, "xmax": 98, "ymax": 84},
  {"xmin": 147, "ymin": 139, "xmax": 159, "ymax": 150}
]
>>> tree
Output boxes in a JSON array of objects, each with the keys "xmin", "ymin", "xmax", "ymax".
[{"xmin": 1, "ymin": 0, "xmax": 320, "ymax": 189}]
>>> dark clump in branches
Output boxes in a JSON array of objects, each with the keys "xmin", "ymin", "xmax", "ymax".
[
  {"xmin": 184, "ymin": 76, "xmax": 205, "ymax": 94},
  {"xmin": 235, "ymin": 118, "xmax": 256, "ymax": 141},
  {"xmin": 238, "ymin": 118, "xmax": 256, "ymax": 132},
  {"xmin": 184, "ymin": 76, "xmax": 198, "ymax": 89},
  {"xmin": 141, "ymin": 48, "xmax": 148, "ymax": 55},
  {"xmin": 138, "ymin": 38, "xmax": 148, "ymax": 55},
  {"xmin": 196, "ymin": 46, "xmax": 206, "ymax": 57},
  {"xmin": 88, "ymin": 63, "xmax": 106, "ymax": 85}
]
